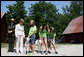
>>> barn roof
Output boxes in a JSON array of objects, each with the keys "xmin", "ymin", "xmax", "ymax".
[
  {"xmin": 63, "ymin": 16, "xmax": 83, "ymax": 34},
  {"xmin": 1, "ymin": 12, "xmax": 5, "ymax": 18}
]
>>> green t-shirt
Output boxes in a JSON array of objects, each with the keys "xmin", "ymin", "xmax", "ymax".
[
  {"xmin": 48, "ymin": 32, "xmax": 56, "ymax": 37},
  {"xmin": 29, "ymin": 26, "xmax": 37, "ymax": 36},
  {"xmin": 40, "ymin": 26, "xmax": 48, "ymax": 38}
]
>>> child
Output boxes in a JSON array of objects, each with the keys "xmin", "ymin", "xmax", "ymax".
[
  {"xmin": 27, "ymin": 20, "xmax": 37, "ymax": 55},
  {"xmin": 47, "ymin": 27, "xmax": 58, "ymax": 54},
  {"xmin": 39, "ymin": 23, "xmax": 48, "ymax": 55}
]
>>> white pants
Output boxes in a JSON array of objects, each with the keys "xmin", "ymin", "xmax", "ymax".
[
  {"xmin": 35, "ymin": 40, "xmax": 41, "ymax": 51},
  {"xmin": 25, "ymin": 38, "xmax": 30, "ymax": 51},
  {"xmin": 16, "ymin": 35, "xmax": 24, "ymax": 53}
]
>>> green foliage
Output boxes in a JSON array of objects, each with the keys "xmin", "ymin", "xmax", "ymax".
[
  {"xmin": 6, "ymin": 1, "xmax": 27, "ymax": 25},
  {"xmin": 61, "ymin": 1, "xmax": 83, "ymax": 39},
  {"xmin": 62, "ymin": 1, "xmax": 83, "ymax": 19},
  {"xmin": 28, "ymin": 1, "xmax": 61, "ymax": 39},
  {"xmin": 6, "ymin": 1, "xmax": 83, "ymax": 41}
]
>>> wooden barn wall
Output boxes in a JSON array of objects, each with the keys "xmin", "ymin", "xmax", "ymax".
[
  {"xmin": 64, "ymin": 32, "xmax": 83, "ymax": 43},
  {"xmin": 1, "ymin": 14, "xmax": 7, "ymax": 43}
]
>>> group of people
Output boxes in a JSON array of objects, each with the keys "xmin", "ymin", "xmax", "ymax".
[{"xmin": 8, "ymin": 18, "xmax": 58, "ymax": 55}]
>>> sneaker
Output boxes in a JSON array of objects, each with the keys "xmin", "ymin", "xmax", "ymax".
[
  {"xmin": 28, "ymin": 50, "xmax": 31, "ymax": 53},
  {"xmin": 38, "ymin": 50, "xmax": 41, "ymax": 53},
  {"xmin": 7, "ymin": 50, "xmax": 11, "ymax": 52},
  {"xmin": 45, "ymin": 51, "xmax": 48, "ymax": 55},
  {"xmin": 55, "ymin": 51, "xmax": 58, "ymax": 54},
  {"xmin": 41, "ymin": 51, "xmax": 44, "ymax": 54},
  {"xmin": 11, "ymin": 49, "xmax": 15, "ymax": 53},
  {"xmin": 48, "ymin": 50, "xmax": 51, "ymax": 54},
  {"xmin": 19, "ymin": 50, "xmax": 21, "ymax": 53},
  {"xmin": 16, "ymin": 52, "xmax": 19, "ymax": 54},
  {"xmin": 37, "ymin": 50, "xmax": 39, "ymax": 53},
  {"xmin": 29, "ymin": 53, "xmax": 34, "ymax": 56},
  {"xmin": 39, "ymin": 50, "xmax": 41, "ymax": 53},
  {"xmin": 26, "ymin": 51, "xmax": 28, "ymax": 54}
]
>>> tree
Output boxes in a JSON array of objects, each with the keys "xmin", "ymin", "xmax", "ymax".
[
  {"xmin": 28, "ymin": 1, "xmax": 61, "ymax": 39},
  {"xmin": 62, "ymin": 1, "xmax": 83, "ymax": 19},
  {"xmin": 6, "ymin": 1, "xmax": 27, "ymax": 25},
  {"xmin": 6, "ymin": 1, "xmax": 83, "ymax": 41},
  {"xmin": 53, "ymin": 1, "xmax": 83, "ymax": 40},
  {"xmin": 61, "ymin": 1, "xmax": 83, "ymax": 36},
  {"xmin": 6, "ymin": 1, "xmax": 28, "ymax": 40}
]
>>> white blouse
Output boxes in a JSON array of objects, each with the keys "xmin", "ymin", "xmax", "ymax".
[{"xmin": 15, "ymin": 23, "xmax": 25, "ymax": 36}]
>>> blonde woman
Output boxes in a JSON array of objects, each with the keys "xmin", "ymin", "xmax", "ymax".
[{"xmin": 15, "ymin": 19, "xmax": 25, "ymax": 53}]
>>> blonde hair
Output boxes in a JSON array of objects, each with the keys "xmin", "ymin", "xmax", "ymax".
[
  {"xmin": 20, "ymin": 19, "xmax": 25, "ymax": 23},
  {"xmin": 10, "ymin": 18, "xmax": 14, "ymax": 22},
  {"xmin": 30, "ymin": 20, "xmax": 35, "ymax": 25}
]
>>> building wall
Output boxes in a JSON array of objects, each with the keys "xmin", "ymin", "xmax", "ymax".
[
  {"xmin": 1, "ymin": 14, "xmax": 7, "ymax": 43},
  {"xmin": 64, "ymin": 32, "xmax": 83, "ymax": 43}
]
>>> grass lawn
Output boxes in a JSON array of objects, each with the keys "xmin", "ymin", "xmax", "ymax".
[
  {"xmin": 1, "ymin": 43, "xmax": 83, "ymax": 48},
  {"xmin": 1, "ymin": 43, "xmax": 8, "ymax": 48}
]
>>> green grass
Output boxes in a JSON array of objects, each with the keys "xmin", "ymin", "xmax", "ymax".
[
  {"xmin": 1, "ymin": 43, "xmax": 8, "ymax": 48},
  {"xmin": 1, "ymin": 43, "xmax": 83, "ymax": 48},
  {"xmin": 1, "ymin": 43, "xmax": 25, "ymax": 48}
]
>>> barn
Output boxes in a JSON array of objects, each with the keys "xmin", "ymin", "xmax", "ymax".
[
  {"xmin": 1, "ymin": 12, "xmax": 7, "ymax": 43},
  {"xmin": 63, "ymin": 16, "xmax": 83, "ymax": 43}
]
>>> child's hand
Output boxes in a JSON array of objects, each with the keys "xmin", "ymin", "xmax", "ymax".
[
  {"xmin": 26, "ymin": 37, "xmax": 30, "ymax": 41},
  {"xmin": 27, "ymin": 36, "xmax": 30, "ymax": 38}
]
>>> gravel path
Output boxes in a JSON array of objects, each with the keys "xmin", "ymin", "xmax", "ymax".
[{"xmin": 1, "ymin": 44, "xmax": 83, "ymax": 56}]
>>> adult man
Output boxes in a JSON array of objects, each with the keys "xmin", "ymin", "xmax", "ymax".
[
  {"xmin": 15, "ymin": 19, "xmax": 25, "ymax": 53},
  {"xmin": 8, "ymin": 18, "xmax": 15, "ymax": 52}
]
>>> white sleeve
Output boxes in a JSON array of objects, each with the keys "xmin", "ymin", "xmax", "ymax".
[
  {"xmin": 15, "ymin": 25, "xmax": 18, "ymax": 36},
  {"xmin": 23, "ymin": 26, "xmax": 25, "ymax": 36}
]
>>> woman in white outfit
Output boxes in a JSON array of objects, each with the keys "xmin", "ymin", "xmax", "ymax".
[{"xmin": 15, "ymin": 19, "xmax": 25, "ymax": 53}]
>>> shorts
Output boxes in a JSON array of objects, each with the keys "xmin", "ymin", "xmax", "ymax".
[
  {"xmin": 29, "ymin": 34, "xmax": 36, "ymax": 44},
  {"xmin": 49, "ymin": 37, "xmax": 53, "ymax": 39},
  {"xmin": 40, "ymin": 38, "xmax": 47, "ymax": 41},
  {"xmin": 48, "ymin": 39, "xmax": 55, "ymax": 47}
]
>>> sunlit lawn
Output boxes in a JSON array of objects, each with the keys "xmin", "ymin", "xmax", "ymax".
[{"xmin": 1, "ymin": 43, "xmax": 83, "ymax": 48}]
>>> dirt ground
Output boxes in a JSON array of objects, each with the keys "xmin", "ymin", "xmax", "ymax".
[{"xmin": 1, "ymin": 44, "xmax": 83, "ymax": 56}]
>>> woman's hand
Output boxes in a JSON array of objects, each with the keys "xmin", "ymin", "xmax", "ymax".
[
  {"xmin": 39, "ymin": 33, "xmax": 41, "ymax": 39},
  {"xmin": 8, "ymin": 31, "xmax": 12, "ymax": 33},
  {"xmin": 23, "ymin": 35, "xmax": 25, "ymax": 39},
  {"xmin": 15, "ymin": 36, "xmax": 18, "ymax": 39}
]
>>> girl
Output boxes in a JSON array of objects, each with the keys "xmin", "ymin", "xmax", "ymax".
[
  {"xmin": 39, "ymin": 23, "xmax": 48, "ymax": 55},
  {"xmin": 27, "ymin": 20, "xmax": 37, "ymax": 55},
  {"xmin": 47, "ymin": 27, "xmax": 58, "ymax": 54}
]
